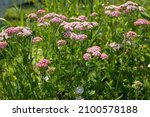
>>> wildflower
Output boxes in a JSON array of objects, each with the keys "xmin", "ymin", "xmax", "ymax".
[
  {"xmin": 111, "ymin": 10, "xmax": 121, "ymax": 17},
  {"xmin": 76, "ymin": 86, "xmax": 84, "ymax": 94},
  {"xmin": 132, "ymin": 81, "xmax": 143, "ymax": 90},
  {"xmin": 43, "ymin": 76, "xmax": 50, "ymax": 81},
  {"xmin": 126, "ymin": 31, "xmax": 137, "ymax": 39},
  {"xmin": 147, "ymin": 64, "xmax": 150, "ymax": 68},
  {"xmin": 109, "ymin": 42, "xmax": 122, "ymax": 50},
  {"xmin": 37, "ymin": 17, "xmax": 45, "ymax": 23},
  {"xmin": 0, "ymin": 41, "xmax": 8, "ymax": 49},
  {"xmin": 0, "ymin": 31, "xmax": 10, "ymax": 40},
  {"xmin": 17, "ymin": 27, "xmax": 32, "ymax": 36},
  {"xmin": 56, "ymin": 14, "xmax": 68, "ymax": 21},
  {"xmin": 134, "ymin": 18, "xmax": 150, "ymax": 26},
  {"xmin": 105, "ymin": 10, "xmax": 112, "ymax": 16},
  {"xmin": 87, "ymin": 46, "xmax": 101, "ymax": 56},
  {"xmin": 100, "ymin": 53, "xmax": 109, "ymax": 60},
  {"xmin": 50, "ymin": 17, "xmax": 63, "ymax": 23},
  {"xmin": 64, "ymin": 31, "xmax": 72, "ymax": 38},
  {"xmin": 126, "ymin": 5, "xmax": 138, "ymax": 11},
  {"xmin": 90, "ymin": 12, "xmax": 98, "ymax": 17},
  {"xmin": 74, "ymin": 34, "xmax": 87, "ymax": 41},
  {"xmin": 43, "ymin": 13, "xmax": 56, "ymax": 19},
  {"xmin": 37, "ymin": 21, "xmax": 49, "ymax": 27},
  {"xmin": 36, "ymin": 9, "xmax": 46, "ymax": 15},
  {"xmin": 27, "ymin": 13, "xmax": 38, "ymax": 19},
  {"xmin": 138, "ymin": 6, "xmax": 145, "ymax": 12},
  {"xmin": 4, "ymin": 27, "xmax": 16, "ymax": 36},
  {"xmin": 32, "ymin": 36, "xmax": 43, "ymax": 43},
  {"xmin": 57, "ymin": 40, "xmax": 67, "ymax": 46},
  {"xmin": 83, "ymin": 53, "xmax": 91, "ymax": 61},
  {"xmin": 78, "ymin": 15, "xmax": 88, "ymax": 21},
  {"xmin": 36, "ymin": 59, "xmax": 51, "ymax": 68}
]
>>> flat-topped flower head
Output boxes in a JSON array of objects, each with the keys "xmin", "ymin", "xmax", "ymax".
[
  {"xmin": 87, "ymin": 46, "xmax": 101, "ymax": 56},
  {"xmin": 111, "ymin": 10, "xmax": 121, "ymax": 17},
  {"xmin": 126, "ymin": 31, "xmax": 137, "ymax": 39},
  {"xmin": 36, "ymin": 9, "xmax": 46, "ymax": 15},
  {"xmin": 27, "ymin": 13, "xmax": 38, "ymax": 19},
  {"xmin": 0, "ymin": 41, "xmax": 8, "ymax": 49},
  {"xmin": 83, "ymin": 53, "xmax": 91, "ymax": 61},
  {"xmin": 32, "ymin": 37, "xmax": 43, "ymax": 43},
  {"xmin": 36, "ymin": 59, "xmax": 51, "ymax": 68},
  {"xmin": 100, "ymin": 53, "xmax": 109, "ymax": 60},
  {"xmin": 134, "ymin": 18, "xmax": 150, "ymax": 26},
  {"xmin": 57, "ymin": 40, "xmax": 67, "ymax": 46}
]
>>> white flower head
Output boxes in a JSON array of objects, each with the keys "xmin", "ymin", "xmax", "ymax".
[{"xmin": 76, "ymin": 86, "xmax": 84, "ymax": 94}]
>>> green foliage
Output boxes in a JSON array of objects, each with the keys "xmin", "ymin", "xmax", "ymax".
[{"xmin": 0, "ymin": 0, "xmax": 150, "ymax": 100}]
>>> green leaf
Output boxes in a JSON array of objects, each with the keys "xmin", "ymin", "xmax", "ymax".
[{"xmin": 141, "ymin": 12, "xmax": 150, "ymax": 20}]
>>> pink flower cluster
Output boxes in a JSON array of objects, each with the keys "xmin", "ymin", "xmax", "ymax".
[
  {"xmin": 83, "ymin": 46, "xmax": 108, "ymax": 61},
  {"xmin": 36, "ymin": 9, "xmax": 46, "ymax": 15},
  {"xmin": 36, "ymin": 12, "xmax": 68, "ymax": 26},
  {"xmin": 104, "ymin": 1, "xmax": 145, "ymax": 17},
  {"xmin": 57, "ymin": 40, "xmax": 67, "ymax": 47},
  {"xmin": 32, "ymin": 37, "xmax": 43, "ymax": 43},
  {"xmin": 134, "ymin": 18, "xmax": 150, "ymax": 26},
  {"xmin": 70, "ymin": 15, "xmax": 88, "ymax": 21},
  {"xmin": 0, "ymin": 26, "xmax": 32, "ymax": 40},
  {"xmin": 36, "ymin": 59, "xmax": 51, "ymax": 68},
  {"xmin": 61, "ymin": 21, "xmax": 98, "ymax": 31},
  {"xmin": 0, "ymin": 41, "xmax": 8, "ymax": 49},
  {"xmin": 126, "ymin": 31, "xmax": 137, "ymax": 39},
  {"xmin": 64, "ymin": 31, "xmax": 87, "ymax": 41}
]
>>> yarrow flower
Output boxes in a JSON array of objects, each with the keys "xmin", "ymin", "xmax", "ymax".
[
  {"xmin": 100, "ymin": 53, "xmax": 109, "ymax": 60},
  {"xmin": 126, "ymin": 31, "xmax": 137, "ymax": 39},
  {"xmin": 27, "ymin": 13, "xmax": 38, "ymax": 19},
  {"xmin": 83, "ymin": 53, "xmax": 91, "ymax": 61},
  {"xmin": 50, "ymin": 17, "xmax": 63, "ymax": 23},
  {"xmin": 0, "ymin": 41, "xmax": 8, "ymax": 49},
  {"xmin": 134, "ymin": 18, "xmax": 150, "ymax": 26},
  {"xmin": 132, "ymin": 81, "xmax": 143, "ymax": 90},
  {"xmin": 32, "ymin": 36, "xmax": 43, "ymax": 43},
  {"xmin": 111, "ymin": 10, "xmax": 121, "ymax": 17},
  {"xmin": 57, "ymin": 40, "xmax": 67, "ymax": 46},
  {"xmin": 36, "ymin": 59, "xmax": 51, "ymax": 68},
  {"xmin": 17, "ymin": 27, "xmax": 32, "ymax": 36},
  {"xmin": 87, "ymin": 46, "xmax": 101, "ymax": 56},
  {"xmin": 36, "ymin": 9, "xmax": 46, "ymax": 15}
]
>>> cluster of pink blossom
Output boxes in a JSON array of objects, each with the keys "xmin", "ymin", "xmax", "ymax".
[
  {"xmin": 61, "ymin": 21, "xmax": 98, "ymax": 31},
  {"xmin": 64, "ymin": 31, "xmax": 87, "ymax": 41},
  {"xmin": 36, "ymin": 59, "xmax": 51, "ymax": 68},
  {"xmin": 134, "ymin": 18, "xmax": 150, "ymax": 26},
  {"xmin": 60, "ymin": 15, "xmax": 98, "ymax": 41},
  {"xmin": 32, "ymin": 37, "xmax": 43, "ymax": 43},
  {"xmin": 126, "ymin": 31, "xmax": 137, "ymax": 39},
  {"xmin": 70, "ymin": 15, "xmax": 88, "ymax": 21},
  {"xmin": 28, "ymin": 10, "xmax": 68, "ymax": 26},
  {"xmin": 57, "ymin": 39, "xmax": 67, "ymax": 47},
  {"xmin": 0, "ymin": 26, "xmax": 32, "ymax": 40},
  {"xmin": 83, "ymin": 46, "xmax": 108, "ymax": 61},
  {"xmin": 104, "ymin": 1, "xmax": 145, "ymax": 17},
  {"xmin": 0, "ymin": 41, "xmax": 8, "ymax": 49}
]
